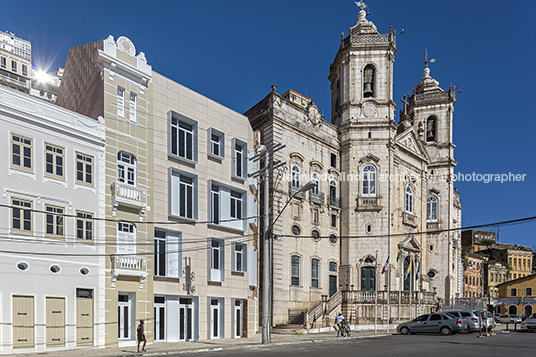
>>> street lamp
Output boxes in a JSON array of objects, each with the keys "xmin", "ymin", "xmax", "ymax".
[{"xmin": 262, "ymin": 180, "xmax": 316, "ymax": 344}]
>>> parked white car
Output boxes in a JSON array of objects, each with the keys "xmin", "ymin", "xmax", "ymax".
[{"xmin": 520, "ymin": 313, "xmax": 536, "ymax": 332}]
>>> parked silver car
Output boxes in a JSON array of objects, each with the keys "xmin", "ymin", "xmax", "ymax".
[
  {"xmin": 396, "ymin": 313, "xmax": 467, "ymax": 335},
  {"xmin": 497, "ymin": 314, "xmax": 522, "ymax": 324},
  {"xmin": 441, "ymin": 310, "xmax": 481, "ymax": 333},
  {"xmin": 520, "ymin": 313, "xmax": 536, "ymax": 331}
]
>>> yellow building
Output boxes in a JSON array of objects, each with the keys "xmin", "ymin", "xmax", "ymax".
[
  {"xmin": 495, "ymin": 273, "xmax": 536, "ymax": 316},
  {"xmin": 464, "ymin": 253, "xmax": 486, "ymax": 298},
  {"xmin": 485, "ymin": 262, "xmax": 508, "ymax": 299}
]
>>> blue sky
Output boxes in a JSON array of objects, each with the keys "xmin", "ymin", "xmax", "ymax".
[{"xmin": 4, "ymin": 0, "xmax": 536, "ymax": 248}]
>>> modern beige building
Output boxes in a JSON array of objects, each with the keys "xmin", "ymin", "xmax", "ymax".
[
  {"xmin": 150, "ymin": 71, "xmax": 257, "ymax": 341},
  {"xmin": 57, "ymin": 35, "xmax": 154, "ymax": 348}
]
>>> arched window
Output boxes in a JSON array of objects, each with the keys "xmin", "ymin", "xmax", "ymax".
[
  {"xmin": 311, "ymin": 172, "xmax": 320, "ymax": 195},
  {"xmin": 426, "ymin": 116, "xmax": 437, "ymax": 142},
  {"xmin": 117, "ymin": 152, "xmax": 136, "ymax": 186},
  {"xmin": 508, "ymin": 305, "xmax": 518, "ymax": 315},
  {"xmin": 291, "ymin": 255, "xmax": 300, "ymax": 286},
  {"xmin": 525, "ymin": 305, "xmax": 533, "ymax": 317},
  {"xmin": 291, "ymin": 165, "xmax": 301, "ymax": 190},
  {"xmin": 363, "ymin": 64, "xmax": 375, "ymax": 98},
  {"xmin": 362, "ymin": 165, "xmax": 376, "ymax": 197},
  {"xmin": 427, "ymin": 196, "xmax": 438, "ymax": 222},
  {"xmin": 329, "ymin": 179, "xmax": 337, "ymax": 205},
  {"xmin": 405, "ymin": 186, "xmax": 413, "ymax": 213}
]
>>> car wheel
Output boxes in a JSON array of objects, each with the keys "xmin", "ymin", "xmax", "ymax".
[
  {"xmin": 441, "ymin": 326, "xmax": 452, "ymax": 335},
  {"xmin": 400, "ymin": 327, "xmax": 410, "ymax": 335},
  {"xmin": 459, "ymin": 327, "xmax": 469, "ymax": 334}
]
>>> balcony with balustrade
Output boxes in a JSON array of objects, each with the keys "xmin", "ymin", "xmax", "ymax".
[
  {"xmin": 310, "ymin": 191, "xmax": 324, "ymax": 204},
  {"xmin": 329, "ymin": 196, "xmax": 341, "ymax": 209},
  {"xmin": 111, "ymin": 181, "xmax": 147, "ymax": 220},
  {"xmin": 356, "ymin": 195, "xmax": 382, "ymax": 211},
  {"xmin": 110, "ymin": 255, "xmax": 147, "ymax": 288},
  {"xmin": 403, "ymin": 212, "xmax": 418, "ymax": 228}
]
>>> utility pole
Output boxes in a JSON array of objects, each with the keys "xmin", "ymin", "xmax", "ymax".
[{"xmin": 249, "ymin": 143, "xmax": 286, "ymax": 345}]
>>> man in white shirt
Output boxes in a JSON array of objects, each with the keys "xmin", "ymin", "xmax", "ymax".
[{"xmin": 335, "ymin": 312, "xmax": 345, "ymax": 337}]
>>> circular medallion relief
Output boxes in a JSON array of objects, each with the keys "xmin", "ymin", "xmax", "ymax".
[
  {"xmin": 363, "ymin": 102, "xmax": 377, "ymax": 118},
  {"xmin": 427, "ymin": 146, "xmax": 439, "ymax": 159},
  {"xmin": 116, "ymin": 36, "xmax": 136, "ymax": 57}
]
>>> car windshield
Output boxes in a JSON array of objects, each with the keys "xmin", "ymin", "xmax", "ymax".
[
  {"xmin": 509, "ymin": 314, "xmax": 519, "ymax": 318},
  {"xmin": 529, "ymin": 314, "xmax": 536, "ymax": 319}
]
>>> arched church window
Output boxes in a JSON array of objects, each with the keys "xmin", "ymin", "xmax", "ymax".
[
  {"xmin": 329, "ymin": 179, "xmax": 337, "ymax": 204},
  {"xmin": 405, "ymin": 186, "xmax": 413, "ymax": 213},
  {"xmin": 363, "ymin": 64, "xmax": 375, "ymax": 98},
  {"xmin": 426, "ymin": 116, "xmax": 437, "ymax": 142},
  {"xmin": 427, "ymin": 196, "xmax": 438, "ymax": 222},
  {"xmin": 291, "ymin": 165, "xmax": 301, "ymax": 190},
  {"xmin": 362, "ymin": 165, "xmax": 376, "ymax": 197}
]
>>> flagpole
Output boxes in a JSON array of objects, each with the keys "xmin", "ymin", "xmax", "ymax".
[
  {"xmin": 398, "ymin": 246, "xmax": 401, "ymax": 324},
  {"xmin": 386, "ymin": 254, "xmax": 390, "ymax": 333},
  {"xmin": 418, "ymin": 258, "xmax": 421, "ymax": 317},
  {"xmin": 409, "ymin": 257, "xmax": 412, "ymax": 321}
]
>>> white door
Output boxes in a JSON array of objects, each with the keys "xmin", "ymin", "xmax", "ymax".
[
  {"xmin": 118, "ymin": 294, "xmax": 132, "ymax": 340},
  {"xmin": 210, "ymin": 299, "xmax": 220, "ymax": 339},
  {"xmin": 234, "ymin": 300, "xmax": 242, "ymax": 338},
  {"xmin": 179, "ymin": 298, "xmax": 194, "ymax": 341},
  {"xmin": 154, "ymin": 298, "xmax": 165, "ymax": 341}
]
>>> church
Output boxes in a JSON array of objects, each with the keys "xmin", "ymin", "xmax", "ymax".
[{"xmin": 245, "ymin": 6, "xmax": 462, "ymax": 327}]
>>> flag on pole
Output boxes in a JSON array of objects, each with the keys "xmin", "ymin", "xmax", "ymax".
[
  {"xmin": 396, "ymin": 245, "xmax": 402, "ymax": 262},
  {"xmin": 415, "ymin": 260, "xmax": 421, "ymax": 281},
  {"xmin": 404, "ymin": 259, "xmax": 412, "ymax": 280},
  {"xmin": 382, "ymin": 255, "xmax": 390, "ymax": 274}
]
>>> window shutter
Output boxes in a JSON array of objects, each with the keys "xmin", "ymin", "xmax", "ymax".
[
  {"xmin": 221, "ymin": 241, "xmax": 225, "ymax": 282},
  {"xmin": 166, "ymin": 232, "xmax": 181, "ymax": 278},
  {"xmin": 170, "ymin": 169, "xmax": 179, "ymax": 217},
  {"xmin": 220, "ymin": 188, "xmax": 231, "ymax": 222},
  {"xmin": 248, "ymin": 195, "xmax": 257, "ymax": 228},
  {"xmin": 242, "ymin": 244, "xmax": 247, "ymax": 273},
  {"xmin": 242, "ymin": 143, "xmax": 248, "ymax": 178},
  {"xmin": 249, "ymin": 246, "xmax": 257, "ymax": 286},
  {"xmin": 231, "ymin": 242, "xmax": 236, "ymax": 272},
  {"xmin": 231, "ymin": 138, "xmax": 237, "ymax": 176}
]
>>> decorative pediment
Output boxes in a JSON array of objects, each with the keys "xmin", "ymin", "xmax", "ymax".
[
  {"xmin": 395, "ymin": 129, "xmax": 428, "ymax": 160},
  {"xmin": 358, "ymin": 153, "xmax": 380, "ymax": 164},
  {"xmin": 400, "ymin": 235, "xmax": 422, "ymax": 253},
  {"xmin": 289, "ymin": 152, "xmax": 305, "ymax": 164},
  {"xmin": 310, "ymin": 160, "xmax": 324, "ymax": 172},
  {"xmin": 429, "ymin": 187, "xmax": 441, "ymax": 195}
]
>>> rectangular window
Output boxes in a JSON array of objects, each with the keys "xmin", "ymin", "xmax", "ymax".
[
  {"xmin": 76, "ymin": 153, "xmax": 93, "ymax": 186},
  {"xmin": 46, "ymin": 205, "xmax": 64, "ymax": 238},
  {"xmin": 233, "ymin": 242, "xmax": 247, "ymax": 272},
  {"xmin": 510, "ymin": 288, "xmax": 517, "ymax": 297},
  {"xmin": 12, "ymin": 198, "xmax": 32, "ymax": 234},
  {"xmin": 117, "ymin": 222, "xmax": 136, "ymax": 254},
  {"xmin": 44, "ymin": 143, "xmax": 64, "ymax": 180},
  {"xmin": 12, "ymin": 60, "xmax": 17, "ymax": 72},
  {"xmin": 22, "ymin": 64, "xmax": 28, "ymax": 76},
  {"xmin": 211, "ymin": 186, "xmax": 220, "ymax": 224},
  {"xmin": 232, "ymin": 139, "xmax": 247, "ymax": 178},
  {"xmin": 154, "ymin": 229, "xmax": 182, "ymax": 278},
  {"xmin": 331, "ymin": 153, "xmax": 337, "ymax": 168},
  {"xmin": 117, "ymin": 87, "xmax": 125, "ymax": 118},
  {"xmin": 311, "ymin": 259, "xmax": 319, "ymax": 288},
  {"xmin": 76, "ymin": 212, "xmax": 93, "ymax": 242},
  {"xmin": 117, "ymin": 152, "xmax": 136, "ymax": 186},
  {"xmin": 209, "ymin": 238, "xmax": 225, "ymax": 282},
  {"xmin": 526, "ymin": 287, "xmax": 533, "ymax": 296},
  {"xmin": 129, "ymin": 92, "xmax": 137, "ymax": 122},
  {"xmin": 331, "ymin": 214, "xmax": 337, "ymax": 228},
  {"xmin": 207, "ymin": 128, "xmax": 225, "ymax": 159},
  {"xmin": 11, "ymin": 134, "xmax": 33, "ymax": 172},
  {"xmin": 0, "ymin": 56, "xmax": 6, "ymax": 68},
  {"xmin": 291, "ymin": 255, "xmax": 300, "ymax": 286},
  {"xmin": 230, "ymin": 191, "xmax": 242, "ymax": 219},
  {"xmin": 170, "ymin": 112, "xmax": 198, "ymax": 162},
  {"xmin": 170, "ymin": 169, "xmax": 198, "ymax": 220}
]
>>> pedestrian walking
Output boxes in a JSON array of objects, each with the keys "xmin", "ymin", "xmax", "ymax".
[{"xmin": 137, "ymin": 319, "xmax": 146, "ymax": 353}]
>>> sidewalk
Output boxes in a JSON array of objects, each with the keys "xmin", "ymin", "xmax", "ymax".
[{"xmin": 7, "ymin": 329, "xmax": 390, "ymax": 357}]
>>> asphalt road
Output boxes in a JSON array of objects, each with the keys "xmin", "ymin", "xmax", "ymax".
[{"xmin": 182, "ymin": 331, "xmax": 536, "ymax": 357}]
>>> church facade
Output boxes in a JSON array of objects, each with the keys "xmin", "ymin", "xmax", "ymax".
[{"xmin": 246, "ymin": 8, "xmax": 462, "ymax": 326}]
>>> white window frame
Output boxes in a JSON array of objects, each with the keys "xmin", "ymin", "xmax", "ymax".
[
  {"xmin": 129, "ymin": 91, "xmax": 137, "ymax": 122},
  {"xmin": 510, "ymin": 288, "xmax": 517, "ymax": 297},
  {"xmin": 117, "ymin": 87, "xmax": 125, "ymax": 118},
  {"xmin": 44, "ymin": 143, "xmax": 65, "ymax": 180},
  {"xmin": 209, "ymin": 181, "xmax": 247, "ymax": 231},
  {"xmin": 311, "ymin": 258, "xmax": 320, "ymax": 288},
  {"xmin": 311, "ymin": 172, "xmax": 320, "ymax": 195},
  {"xmin": 170, "ymin": 168, "xmax": 198, "ymax": 220},
  {"xmin": 170, "ymin": 111, "xmax": 198, "ymax": 163},
  {"xmin": 362, "ymin": 164, "xmax": 376, "ymax": 197},
  {"xmin": 291, "ymin": 165, "xmax": 301, "ymax": 190},
  {"xmin": 117, "ymin": 221, "xmax": 136, "ymax": 254},
  {"xmin": 405, "ymin": 185, "xmax": 414, "ymax": 214},
  {"xmin": 154, "ymin": 228, "xmax": 182, "ymax": 278},
  {"xmin": 427, "ymin": 196, "xmax": 438, "ymax": 222},
  {"xmin": 526, "ymin": 287, "xmax": 533, "ymax": 296},
  {"xmin": 231, "ymin": 138, "xmax": 247, "ymax": 179},
  {"xmin": 232, "ymin": 242, "xmax": 248, "ymax": 273},
  {"xmin": 11, "ymin": 60, "xmax": 17, "ymax": 72},
  {"xmin": 22, "ymin": 64, "xmax": 28, "ymax": 76},
  {"xmin": 208, "ymin": 128, "xmax": 225, "ymax": 159},
  {"xmin": 208, "ymin": 238, "xmax": 225, "ymax": 282},
  {"xmin": 0, "ymin": 56, "xmax": 6, "ymax": 69},
  {"xmin": 291, "ymin": 255, "xmax": 300, "ymax": 286},
  {"xmin": 11, "ymin": 198, "xmax": 32, "ymax": 235},
  {"xmin": 117, "ymin": 152, "xmax": 136, "ymax": 186}
]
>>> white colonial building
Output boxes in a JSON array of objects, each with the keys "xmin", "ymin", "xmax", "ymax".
[{"xmin": 0, "ymin": 85, "xmax": 106, "ymax": 354}]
